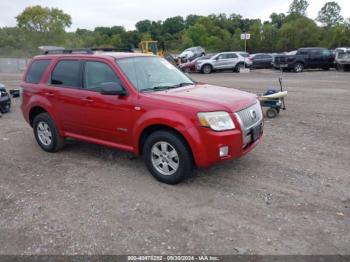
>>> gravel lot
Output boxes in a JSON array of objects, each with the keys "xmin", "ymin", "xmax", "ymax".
[{"xmin": 0, "ymin": 69, "xmax": 349, "ymax": 255}]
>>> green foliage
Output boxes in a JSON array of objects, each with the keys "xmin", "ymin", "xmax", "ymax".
[
  {"xmin": 163, "ymin": 16, "xmax": 185, "ymax": 35},
  {"xmin": 269, "ymin": 13, "xmax": 286, "ymax": 28},
  {"xmin": 317, "ymin": 1, "xmax": 344, "ymax": 27},
  {"xmin": 1, "ymin": 1, "xmax": 350, "ymax": 58},
  {"xmin": 16, "ymin": 5, "xmax": 71, "ymax": 32},
  {"xmin": 277, "ymin": 16, "xmax": 320, "ymax": 50},
  {"xmin": 288, "ymin": 0, "xmax": 309, "ymax": 16}
]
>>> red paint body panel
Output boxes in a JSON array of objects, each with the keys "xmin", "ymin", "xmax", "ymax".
[{"xmin": 21, "ymin": 53, "xmax": 263, "ymax": 168}]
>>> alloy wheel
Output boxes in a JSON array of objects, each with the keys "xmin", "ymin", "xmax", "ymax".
[{"xmin": 151, "ymin": 141, "xmax": 179, "ymax": 176}]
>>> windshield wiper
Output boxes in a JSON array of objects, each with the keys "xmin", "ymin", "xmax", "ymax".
[
  {"xmin": 141, "ymin": 83, "xmax": 193, "ymax": 92},
  {"xmin": 177, "ymin": 82, "xmax": 193, "ymax": 87}
]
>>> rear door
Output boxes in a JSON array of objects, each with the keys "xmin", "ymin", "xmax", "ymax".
[
  {"xmin": 49, "ymin": 59, "xmax": 87, "ymax": 135},
  {"xmin": 308, "ymin": 49, "xmax": 322, "ymax": 68},
  {"xmin": 262, "ymin": 55, "xmax": 273, "ymax": 68},
  {"xmin": 252, "ymin": 55, "xmax": 264, "ymax": 68},
  {"xmin": 320, "ymin": 49, "xmax": 334, "ymax": 68}
]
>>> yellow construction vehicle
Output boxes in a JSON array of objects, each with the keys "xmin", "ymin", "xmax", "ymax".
[
  {"xmin": 139, "ymin": 41, "xmax": 164, "ymax": 57},
  {"xmin": 139, "ymin": 40, "xmax": 179, "ymax": 66}
]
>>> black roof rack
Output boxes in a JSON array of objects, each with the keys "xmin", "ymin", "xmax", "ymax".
[
  {"xmin": 43, "ymin": 47, "xmax": 135, "ymax": 55},
  {"xmin": 43, "ymin": 48, "xmax": 93, "ymax": 55},
  {"xmin": 91, "ymin": 47, "xmax": 134, "ymax": 53}
]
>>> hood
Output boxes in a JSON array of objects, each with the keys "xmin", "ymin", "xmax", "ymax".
[
  {"xmin": 142, "ymin": 84, "xmax": 257, "ymax": 113},
  {"xmin": 197, "ymin": 58, "xmax": 212, "ymax": 63},
  {"xmin": 180, "ymin": 50, "xmax": 194, "ymax": 58}
]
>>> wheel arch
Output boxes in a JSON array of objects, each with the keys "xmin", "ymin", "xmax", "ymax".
[
  {"xmin": 138, "ymin": 124, "xmax": 194, "ymax": 161},
  {"xmin": 29, "ymin": 106, "xmax": 47, "ymax": 127},
  {"xmin": 201, "ymin": 63, "xmax": 213, "ymax": 71}
]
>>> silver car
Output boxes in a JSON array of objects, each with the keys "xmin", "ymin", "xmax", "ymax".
[
  {"xmin": 335, "ymin": 47, "xmax": 350, "ymax": 71},
  {"xmin": 196, "ymin": 52, "xmax": 252, "ymax": 74}
]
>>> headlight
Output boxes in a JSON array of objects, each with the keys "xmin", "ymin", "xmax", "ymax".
[{"xmin": 197, "ymin": 111, "xmax": 235, "ymax": 131}]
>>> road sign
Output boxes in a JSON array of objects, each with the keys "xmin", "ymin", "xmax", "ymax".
[{"xmin": 241, "ymin": 33, "xmax": 251, "ymax": 40}]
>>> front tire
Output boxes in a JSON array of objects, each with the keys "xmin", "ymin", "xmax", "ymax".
[
  {"xmin": 294, "ymin": 63, "xmax": 304, "ymax": 73},
  {"xmin": 33, "ymin": 112, "xmax": 64, "ymax": 152},
  {"xmin": 201, "ymin": 64, "xmax": 212, "ymax": 74},
  {"xmin": 143, "ymin": 130, "xmax": 193, "ymax": 185}
]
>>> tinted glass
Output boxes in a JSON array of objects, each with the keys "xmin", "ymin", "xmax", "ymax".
[
  {"xmin": 51, "ymin": 60, "xmax": 82, "ymax": 88},
  {"xmin": 84, "ymin": 61, "xmax": 120, "ymax": 91},
  {"xmin": 310, "ymin": 50, "xmax": 321, "ymax": 56},
  {"xmin": 321, "ymin": 49, "xmax": 331, "ymax": 56},
  {"xmin": 226, "ymin": 53, "xmax": 238, "ymax": 59},
  {"xmin": 219, "ymin": 54, "xmax": 233, "ymax": 59},
  {"xmin": 25, "ymin": 60, "xmax": 51, "ymax": 84}
]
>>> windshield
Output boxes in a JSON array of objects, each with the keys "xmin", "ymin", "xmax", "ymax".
[{"xmin": 117, "ymin": 56, "xmax": 194, "ymax": 92}]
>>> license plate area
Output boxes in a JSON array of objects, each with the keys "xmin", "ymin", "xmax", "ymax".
[{"xmin": 251, "ymin": 123, "xmax": 263, "ymax": 142}]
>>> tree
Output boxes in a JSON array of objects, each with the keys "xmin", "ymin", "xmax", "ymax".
[
  {"xmin": 317, "ymin": 2, "xmax": 344, "ymax": 27},
  {"xmin": 270, "ymin": 13, "xmax": 286, "ymax": 28},
  {"xmin": 288, "ymin": 0, "xmax": 309, "ymax": 16},
  {"xmin": 163, "ymin": 16, "xmax": 185, "ymax": 35},
  {"xmin": 185, "ymin": 15, "xmax": 201, "ymax": 28},
  {"xmin": 277, "ymin": 16, "xmax": 320, "ymax": 51},
  {"xmin": 16, "ymin": 6, "xmax": 71, "ymax": 33},
  {"xmin": 135, "ymin": 20, "xmax": 152, "ymax": 33}
]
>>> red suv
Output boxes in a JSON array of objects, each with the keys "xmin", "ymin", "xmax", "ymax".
[{"xmin": 21, "ymin": 49, "xmax": 263, "ymax": 184}]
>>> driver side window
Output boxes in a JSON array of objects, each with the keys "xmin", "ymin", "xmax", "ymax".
[{"xmin": 84, "ymin": 61, "xmax": 120, "ymax": 91}]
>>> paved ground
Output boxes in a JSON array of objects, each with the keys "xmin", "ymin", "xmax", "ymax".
[{"xmin": 0, "ymin": 70, "xmax": 349, "ymax": 255}]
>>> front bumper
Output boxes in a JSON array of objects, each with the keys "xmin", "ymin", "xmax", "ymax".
[
  {"xmin": 186, "ymin": 118, "xmax": 263, "ymax": 168},
  {"xmin": 0, "ymin": 96, "xmax": 11, "ymax": 113}
]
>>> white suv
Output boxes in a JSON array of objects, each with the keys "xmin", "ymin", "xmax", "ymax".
[{"xmin": 196, "ymin": 52, "xmax": 252, "ymax": 74}]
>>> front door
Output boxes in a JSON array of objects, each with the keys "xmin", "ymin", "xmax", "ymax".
[{"xmin": 79, "ymin": 59, "xmax": 135, "ymax": 146}]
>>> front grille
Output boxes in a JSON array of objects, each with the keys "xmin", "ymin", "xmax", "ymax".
[
  {"xmin": 0, "ymin": 89, "xmax": 8, "ymax": 98},
  {"xmin": 235, "ymin": 102, "xmax": 263, "ymax": 130},
  {"xmin": 275, "ymin": 57, "xmax": 286, "ymax": 63}
]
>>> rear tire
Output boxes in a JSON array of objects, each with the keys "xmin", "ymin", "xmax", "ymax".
[
  {"xmin": 33, "ymin": 112, "xmax": 64, "ymax": 152},
  {"xmin": 235, "ymin": 63, "xmax": 244, "ymax": 72},
  {"xmin": 143, "ymin": 130, "xmax": 193, "ymax": 185}
]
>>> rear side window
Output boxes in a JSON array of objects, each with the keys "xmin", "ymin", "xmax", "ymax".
[
  {"xmin": 25, "ymin": 60, "xmax": 51, "ymax": 84},
  {"xmin": 51, "ymin": 60, "xmax": 82, "ymax": 88},
  {"xmin": 227, "ymin": 53, "xmax": 238, "ymax": 59}
]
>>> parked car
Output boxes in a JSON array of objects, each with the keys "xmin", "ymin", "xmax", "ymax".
[
  {"xmin": 335, "ymin": 47, "xmax": 350, "ymax": 71},
  {"xmin": 179, "ymin": 54, "xmax": 214, "ymax": 73},
  {"xmin": 196, "ymin": 52, "xmax": 252, "ymax": 74},
  {"xmin": 249, "ymin": 53, "xmax": 273, "ymax": 69},
  {"xmin": 273, "ymin": 47, "xmax": 335, "ymax": 72},
  {"xmin": 0, "ymin": 84, "xmax": 11, "ymax": 113},
  {"xmin": 179, "ymin": 46, "xmax": 206, "ymax": 63},
  {"xmin": 21, "ymin": 49, "xmax": 263, "ymax": 184}
]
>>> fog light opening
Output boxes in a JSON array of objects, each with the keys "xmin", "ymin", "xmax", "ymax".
[{"xmin": 219, "ymin": 146, "xmax": 229, "ymax": 157}]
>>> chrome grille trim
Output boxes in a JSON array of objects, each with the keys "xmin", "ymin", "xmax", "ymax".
[
  {"xmin": 235, "ymin": 102, "xmax": 263, "ymax": 148},
  {"xmin": 235, "ymin": 102, "xmax": 263, "ymax": 130}
]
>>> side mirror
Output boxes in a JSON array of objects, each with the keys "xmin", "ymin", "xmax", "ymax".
[
  {"xmin": 215, "ymin": 57, "xmax": 220, "ymax": 60},
  {"xmin": 100, "ymin": 82, "xmax": 127, "ymax": 96}
]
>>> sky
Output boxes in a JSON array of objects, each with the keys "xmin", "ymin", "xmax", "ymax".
[{"xmin": 0, "ymin": 0, "xmax": 349, "ymax": 31}]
